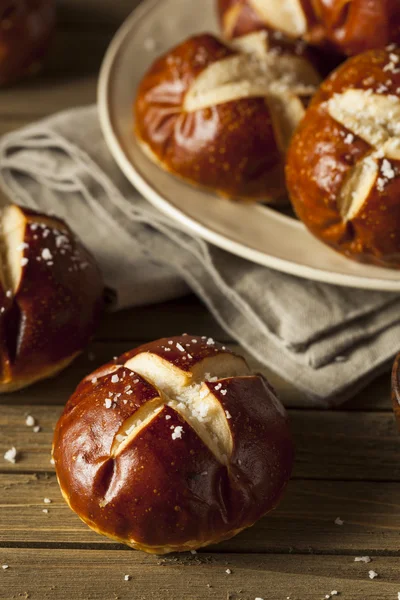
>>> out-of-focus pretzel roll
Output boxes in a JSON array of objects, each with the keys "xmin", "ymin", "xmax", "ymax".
[{"xmin": 134, "ymin": 31, "xmax": 320, "ymax": 203}]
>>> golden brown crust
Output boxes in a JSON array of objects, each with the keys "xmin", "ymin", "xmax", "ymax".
[
  {"xmin": 0, "ymin": 0, "xmax": 56, "ymax": 86},
  {"xmin": 217, "ymin": 0, "xmax": 400, "ymax": 58},
  {"xmin": 134, "ymin": 32, "xmax": 319, "ymax": 203},
  {"xmin": 0, "ymin": 205, "xmax": 104, "ymax": 391},
  {"xmin": 53, "ymin": 335, "xmax": 294, "ymax": 554},
  {"xmin": 286, "ymin": 47, "xmax": 400, "ymax": 268}
]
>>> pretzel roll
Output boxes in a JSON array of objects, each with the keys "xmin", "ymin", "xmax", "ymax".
[
  {"xmin": 135, "ymin": 31, "xmax": 320, "ymax": 203},
  {"xmin": 53, "ymin": 335, "xmax": 293, "ymax": 554},
  {"xmin": 217, "ymin": 0, "xmax": 400, "ymax": 58},
  {"xmin": 0, "ymin": 204, "xmax": 103, "ymax": 392},
  {"xmin": 286, "ymin": 47, "xmax": 400, "ymax": 268},
  {"xmin": 0, "ymin": 0, "xmax": 55, "ymax": 86}
]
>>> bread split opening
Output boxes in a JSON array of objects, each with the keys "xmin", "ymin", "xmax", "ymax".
[
  {"xmin": 183, "ymin": 31, "xmax": 319, "ymax": 113},
  {"xmin": 327, "ymin": 90, "xmax": 400, "ymax": 219},
  {"xmin": 111, "ymin": 351, "xmax": 250, "ymax": 463},
  {"xmin": 249, "ymin": 0, "xmax": 307, "ymax": 37}
]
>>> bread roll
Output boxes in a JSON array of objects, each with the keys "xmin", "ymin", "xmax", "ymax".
[
  {"xmin": 135, "ymin": 31, "xmax": 320, "ymax": 203},
  {"xmin": 286, "ymin": 47, "xmax": 400, "ymax": 268},
  {"xmin": 217, "ymin": 0, "xmax": 400, "ymax": 58},
  {"xmin": 0, "ymin": 204, "xmax": 103, "ymax": 391},
  {"xmin": 53, "ymin": 335, "xmax": 294, "ymax": 554},
  {"xmin": 0, "ymin": 0, "xmax": 55, "ymax": 86}
]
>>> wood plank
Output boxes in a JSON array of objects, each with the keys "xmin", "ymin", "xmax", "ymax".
[
  {"xmin": 0, "ymin": 76, "xmax": 96, "ymax": 118},
  {"xmin": 0, "ymin": 339, "xmax": 310, "ymax": 408},
  {"xmin": 1, "ymin": 406, "xmax": 399, "ymax": 480},
  {"xmin": 1, "ymin": 549, "xmax": 400, "ymax": 600},
  {"xmin": 96, "ymin": 298, "xmax": 229, "ymax": 343},
  {"xmin": 2, "ymin": 473, "xmax": 400, "ymax": 554},
  {"xmin": 57, "ymin": 0, "xmax": 143, "ymax": 30}
]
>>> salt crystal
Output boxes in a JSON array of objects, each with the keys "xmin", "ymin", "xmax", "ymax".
[
  {"xmin": 111, "ymin": 374, "xmax": 119, "ymax": 383},
  {"xmin": 355, "ymin": 556, "xmax": 371, "ymax": 563},
  {"xmin": 41, "ymin": 248, "xmax": 52, "ymax": 261},
  {"xmin": 33, "ymin": 425, "xmax": 41, "ymax": 433},
  {"xmin": 124, "ymin": 575, "xmax": 131, "ymax": 581},
  {"xmin": 43, "ymin": 498, "xmax": 51, "ymax": 504},
  {"xmin": 21, "ymin": 257, "xmax": 28, "ymax": 267},
  {"xmin": 176, "ymin": 343, "xmax": 185, "ymax": 352},
  {"xmin": 190, "ymin": 550, "xmax": 197, "ymax": 555},
  {"xmin": 221, "ymin": 390, "xmax": 227, "ymax": 396},
  {"xmin": 2, "ymin": 565, "xmax": 9, "ymax": 570},
  {"xmin": 369, "ymin": 570, "xmax": 378, "ymax": 579},
  {"xmin": 171, "ymin": 426, "xmax": 184, "ymax": 440},
  {"xmin": 4, "ymin": 447, "xmax": 17, "ymax": 463},
  {"xmin": 104, "ymin": 398, "xmax": 112, "ymax": 409},
  {"xmin": 165, "ymin": 415, "xmax": 172, "ymax": 420},
  {"xmin": 42, "ymin": 508, "xmax": 49, "ymax": 514},
  {"xmin": 91, "ymin": 377, "xmax": 98, "ymax": 384},
  {"xmin": 5, "ymin": 290, "xmax": 11, "ymax": 298},
  {"xmin": 25, "ymin": 415, "xmax": 35, "ymax": 427},
  {"xmin": 225, "ymin": 411, "xmax": 232, "ymax": 419},
  {"xmin": 225, "ymin": 568, "xmax": 232, "ymax": 574},
  {"xmin": 334, "ymin": 517, "xmax": 344, "ymax": 526}
]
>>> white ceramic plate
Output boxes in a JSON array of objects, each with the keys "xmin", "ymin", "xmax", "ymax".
[{"xmin": 98, "ymin": 0, "xmax": 400, "ymax": 291}]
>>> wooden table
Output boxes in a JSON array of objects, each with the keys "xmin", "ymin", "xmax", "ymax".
[{"xmin": 2, "ymin": 1, "xmax": 400, "ymax": 598}]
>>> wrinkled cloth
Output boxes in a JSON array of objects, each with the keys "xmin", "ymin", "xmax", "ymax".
[{"xmin": 0, "ymin": 106, "xmax": 399, "ymax": 407}]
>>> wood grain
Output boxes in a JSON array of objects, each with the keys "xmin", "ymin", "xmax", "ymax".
[
  {"xmin": 1, "ymin": 406, "xmax": 399, "ymax": 479},
  {"xmin": 2, "ymin": 473, "xmax": 400, "ymax": 555},
  {"xmin": 1, "ymin": 549, "xmax": 400, "ymax": 600}
]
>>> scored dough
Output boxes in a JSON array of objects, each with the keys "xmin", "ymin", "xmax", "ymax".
[
  {"xmin": 111, "ymin": 351, "xmax": 251, "ymax": 464},
  {"xmin": 327, "ymin": 89, "xmax": 400, "ymax": 220}
]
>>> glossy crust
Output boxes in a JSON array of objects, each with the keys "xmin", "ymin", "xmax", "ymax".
[
  {"xmin": 286, "ymin": 47, "xmax": 400, "ymax": 269},
  {"xmin": 217, "ymin": 0, "xmax": 400, "ymax": 57},
  {"xmin": 0, "ymin": 0, "xmax": 56, "ymax": 86},
  {"xmin": 134, "ymin": 33, "xmax": 319, "ymax": 203},
  {"xmin": 53, "ymin": 335, "xmax": 294, "ymax": 554},
  {"xmin": 0, "ymin": 205, "xmax": 104, "ymax": 392}
]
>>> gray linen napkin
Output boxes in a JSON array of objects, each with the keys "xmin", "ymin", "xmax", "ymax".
[{"xmin": 0, "ymin": 105, "xmax": 399, "ymax": 407}]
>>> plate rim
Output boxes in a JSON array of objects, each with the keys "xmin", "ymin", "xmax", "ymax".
[{"xmin": 97, "ymin": 0, "xmax": 400, "ymax": 292}]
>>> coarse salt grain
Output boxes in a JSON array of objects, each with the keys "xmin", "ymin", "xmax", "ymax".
[
  {"xmin": 334, "ymin": 517, "xmax": 344, "ymax": 525},
  {"xmin": 33, "ymin": 426, "xmax": 41, "ymax": 433},
  {"xmin": 50, "ymin": 457, "xmax": 55, "ymax": 465},
  {"xmin": 225, "ymin": 411, "xmax": 232, "ymax": 419},
  {"xmin": 2, "ymin": 565, "xmax": 8, "ymax": 570},
  {"xmin": 5, "ymin": 290, "xmax": 11, "ymax": 298},
  {"xmin": 355, "ymin": 556, "xmax": 371, "ymax": 563},
  {"xmin": 43, "ymin": 498, "xmax": 51, "ymax": 504},
  {"xmin": 42, "ymin": 509, "xmax": 49, "ymax": 514},
  {"xmin": 104, "ymin": 398, "xmax": 112, "ymax": 409},
  {"xmin": 124, "ymin": 575, "xmax": 131, "ymax": 581},
  {"xmin": 369, "ymin": 570, "xmax": 378, "ymax": 579},
  {"xmin": 225, "ymin": 569, "xmax": 232, "ymax": 574},
  {"xmin": 221, "ymin": 390, "xmax": 227, "ymax": 396},
  {"xmin": 41, "ymin": 248, "xmax": 53, "ymax": 261},
  {"xmin": 25, "ymin": 415, "xmax": 35, "ymax": 427},
  {"xmin": 4, "ymin": 447, "xmax": 17, "ymax": 463},
  {"xmin": 176, "ymin": 343, "xmax": 185, "ymax": 352},
  {"xmin": 21, "ymin": 257, "xmax": 28, "ymax": 267},
  {"xmin": 16, "ymin": 242, "xmax": 28, "ymax": 251},
  {"xmin": 111, "ymin": 374, "xmax": 119, "ymax": 383},
  {"xmin": 190, "ymin": 550, "xmax": 197, "ymax": 555},
  {"xmin": 91, "ymin": 377, "xmax": 98, "ymax": 384},
  {"xmin": 165, "ymin": 415, "xmax": 171, "ymax": 420},
  {"xmin": 171, "ymin": 426, "xmax": 184, "ymax": 440}
]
